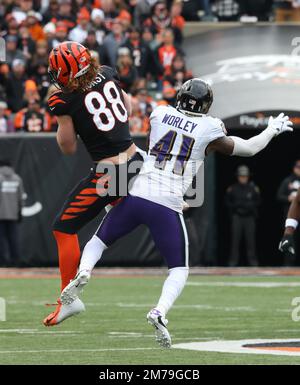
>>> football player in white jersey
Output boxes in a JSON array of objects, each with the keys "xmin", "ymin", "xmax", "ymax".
[{"xmin": 60, "ymin": 79, "xmax": 293, "ymax": 348}]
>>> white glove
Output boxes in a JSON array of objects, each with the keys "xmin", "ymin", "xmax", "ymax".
[{"xmin": 267, "ymin": 113, "xmax": 293, "ymax": 136}]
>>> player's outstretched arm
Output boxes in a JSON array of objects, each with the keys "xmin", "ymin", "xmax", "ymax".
[
  {"xmin": 207, "ymin": 113, "xmax": 293, "ymax": 157},
  {"xmin": 56, "ymin": 115, "xmax": 77, "ymax": 155}
]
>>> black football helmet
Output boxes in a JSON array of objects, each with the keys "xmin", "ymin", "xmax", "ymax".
[{"xmin": 176, "ymin": 78, "xmax": 213, "ymax": 115}]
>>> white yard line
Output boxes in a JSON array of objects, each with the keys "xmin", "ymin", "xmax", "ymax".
[
  {"xmin": 117, "ymin": 303, "xmax": 256, "ymax": 312},
  {"xmin": 187, "ymin": 282, "xmax": 300, "ymax": 288},
  {"xmin": 0, "ymin": 329, "xmax": 82, "ymax": 335},
  {"xmin": 0, "ymin": 347, "xmax": 159, "ymax": 354}
]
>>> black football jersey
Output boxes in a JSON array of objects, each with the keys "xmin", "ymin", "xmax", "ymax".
[{"xmin": 48, "ymin": 66, "xmax": 133, "ymax": 161}]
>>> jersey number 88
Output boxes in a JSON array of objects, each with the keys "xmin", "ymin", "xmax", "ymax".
[{"xmin": 84, "ymin": 81, "xmax": 128, "ymax": 131}]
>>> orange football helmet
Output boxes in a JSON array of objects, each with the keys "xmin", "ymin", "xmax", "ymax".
[{"xmin": 48, "ymin": 41, "xmax": 92, "ymax": 89}]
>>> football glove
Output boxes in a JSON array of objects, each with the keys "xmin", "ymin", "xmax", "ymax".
[
  {"xmin": 267, "ymin": 113, "xmax": 293, "ymax": 136},
  {"xmin": 279, "ymin": 234, "xmax": 295, "ymax": 255}
]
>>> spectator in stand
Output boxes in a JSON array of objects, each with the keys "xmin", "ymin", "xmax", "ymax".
[
  {"xmin": 43, "ymin": 22, "xmax": 57, "ymax": 41},
  {"xmin": 116, "ymin": 47, "xmax": 138, "ymax": 92},
  {"xmin": 84, "ymin": 30, "xmax": 110, "ymax": 66},
  {"xmin": 144, "ymin": 1, "xmax": 182, "ymax": 45},
  {"xmin": 73, "ymin": 0, "xmax": 92, "ymax": 14},
  {"xmin": 133, "ymin": 87, "xmax": 156, "ymax": 118},
  {"xmin": 14, "ymin": 99, "xmax": 52, "ymax": 133},
  {"xmin": 121, "ymin": 26, "xmax": 153, "ymax": 78},
  {"xmin": 50, "ymin": 22, "xmax": 69, "ymax": 48},
  {"xmin": 131, "ymin": 77, "xmax": 148, "ymax": 93},
  {"xmin": 133, "ymin": 0, "xmax": 156, "ymax": 27},
  {"xmin": 274, "ymin": 0, "xmax": 300, "ymax": 22},
  {"xmin": 29, "ymin": 40, "xmax": 49, "ymax": 72},
  {"xmin": 170, "ymin": 1, "xmax": 185, "ymax": 43},
  {"xmin": 129, "ymin": 96, "xmax": 150, "ymax": 134},
  {"xmin": 26, "ymin": 11, "xmax": 45, "ymax": 42},
  {"xmin": 11, "ymin": 0, "xmax": 34, "ymax": 24},
  {"xmin": 3, "ymin": 14, "xmax": 19, "ymax": 38},
  {"xmin": 18, "ymin": 23, "xmax": 36, "ymax": 62},
  {"xmin": 101, "ymin": 0, "xmax": 120, "ymax": 29},
  {"xmin": 0, "ymin": 102, "xmax": 14, "ymax": 133},
  {"xmin": 31, "ymin": 62, "xmax": 50, "ymax": 101},
  {"xmin": 23, "ymin": 79, "xmax": 40, "ymax": 105},
  {"xmin": 164, "ymin": 55, "xmax": 193, "ymax": 90},
  {"xmin": 90, "ymin": 8, "xmax": 108, "ymax": 45},
  {"xmin": 43, "ymin": 0, "xmax": 60, "ymax": 24},
  {"xmin": 5, "ymin": 35, "xmax": 26, "ymax": 67},
  {"xmin": 53, "ymin": 0, "xmax": 76, "ymax": 30},
  {"xmin": 156, "ymin": 28, "xmax": 184, "ymax": 78},
  {"xmin": 103, "ymin": 18, "xmax": 126, "ymax": 67},
  {"xmin": 141, "ymin": 26, "xmax": 160, "ymax": 51},
  {"xmin": 125, "ymin": 0, "xmax": 139, "ymax": 20},
  {"xmin": 5, "ymin": 59, "xmax": 27, "ymax": 113},
  {"xmin": 0, "ymin": 66, "xmax": 9, "ymax": 98},
  {"xmin": 161, "ymin": 81, "xmax": 177, "ymax": 105},
  {"xmin": 212, "ymin": 0, "xmax": 240, "ymax": 21},
  {"xmin": 69, "ymin": 7, "xmax": 91, "ymax": 44},
  {"xmin": 115, "ymin": 0, "xmax": 132, "ymax": 28}
]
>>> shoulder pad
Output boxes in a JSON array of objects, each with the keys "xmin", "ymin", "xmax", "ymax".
[{"xmin": 100, "ymin": 65, "xmax": 120, "ymax": 82}]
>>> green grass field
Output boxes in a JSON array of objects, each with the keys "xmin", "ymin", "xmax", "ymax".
[{"xmin": 1, "ymin": 273, "xmax": 300, "ymax": 365}]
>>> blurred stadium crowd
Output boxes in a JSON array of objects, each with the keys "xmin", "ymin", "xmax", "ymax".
[{"xmin": 0, "ymin": 0, "xmax": 299, "ymax": 134}]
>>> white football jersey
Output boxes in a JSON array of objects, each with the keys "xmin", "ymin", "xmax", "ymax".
[{"xmin": 130, "ymin": 105, "xmax": 226, "ymax": 212}]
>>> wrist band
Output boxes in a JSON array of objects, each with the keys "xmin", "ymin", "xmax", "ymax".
[{"xmin": 285, "ymin": 218, "xmax": 299, "ymax": 229}]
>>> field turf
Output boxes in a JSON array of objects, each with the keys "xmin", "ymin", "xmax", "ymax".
[{"xmin": 1, "ymin": 273, "xmax": 300, "ymax": 365}]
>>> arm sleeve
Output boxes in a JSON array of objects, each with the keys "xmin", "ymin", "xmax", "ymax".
[
  {"xmin": 230, "ymin": 126, "xmax": 276, "ymax": 157},
  {"xmin": 47, "ymin": 92, "xmax": 70, "ymax": 116}
]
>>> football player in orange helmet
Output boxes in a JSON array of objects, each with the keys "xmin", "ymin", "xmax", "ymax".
[
  {"xmin": 43, "ymin": 41, "xmax": 143, "ymax": 326},
  {"xmin": 48, "ymin": 41, "xmax": 92, "ymax": 91}
]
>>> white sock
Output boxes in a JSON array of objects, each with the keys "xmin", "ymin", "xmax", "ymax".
[
  {"xmin": 155, "ymin": 267, "xmax": 189, "ymax": 317},
  {"xmin": 79, "ymin": 235, "xmax": 107, "ymax": 272}
]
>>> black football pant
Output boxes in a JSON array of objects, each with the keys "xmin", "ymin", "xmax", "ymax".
[{"xmin": 53, "ymin": 152, "xmax": 143, "ymax": 234}]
